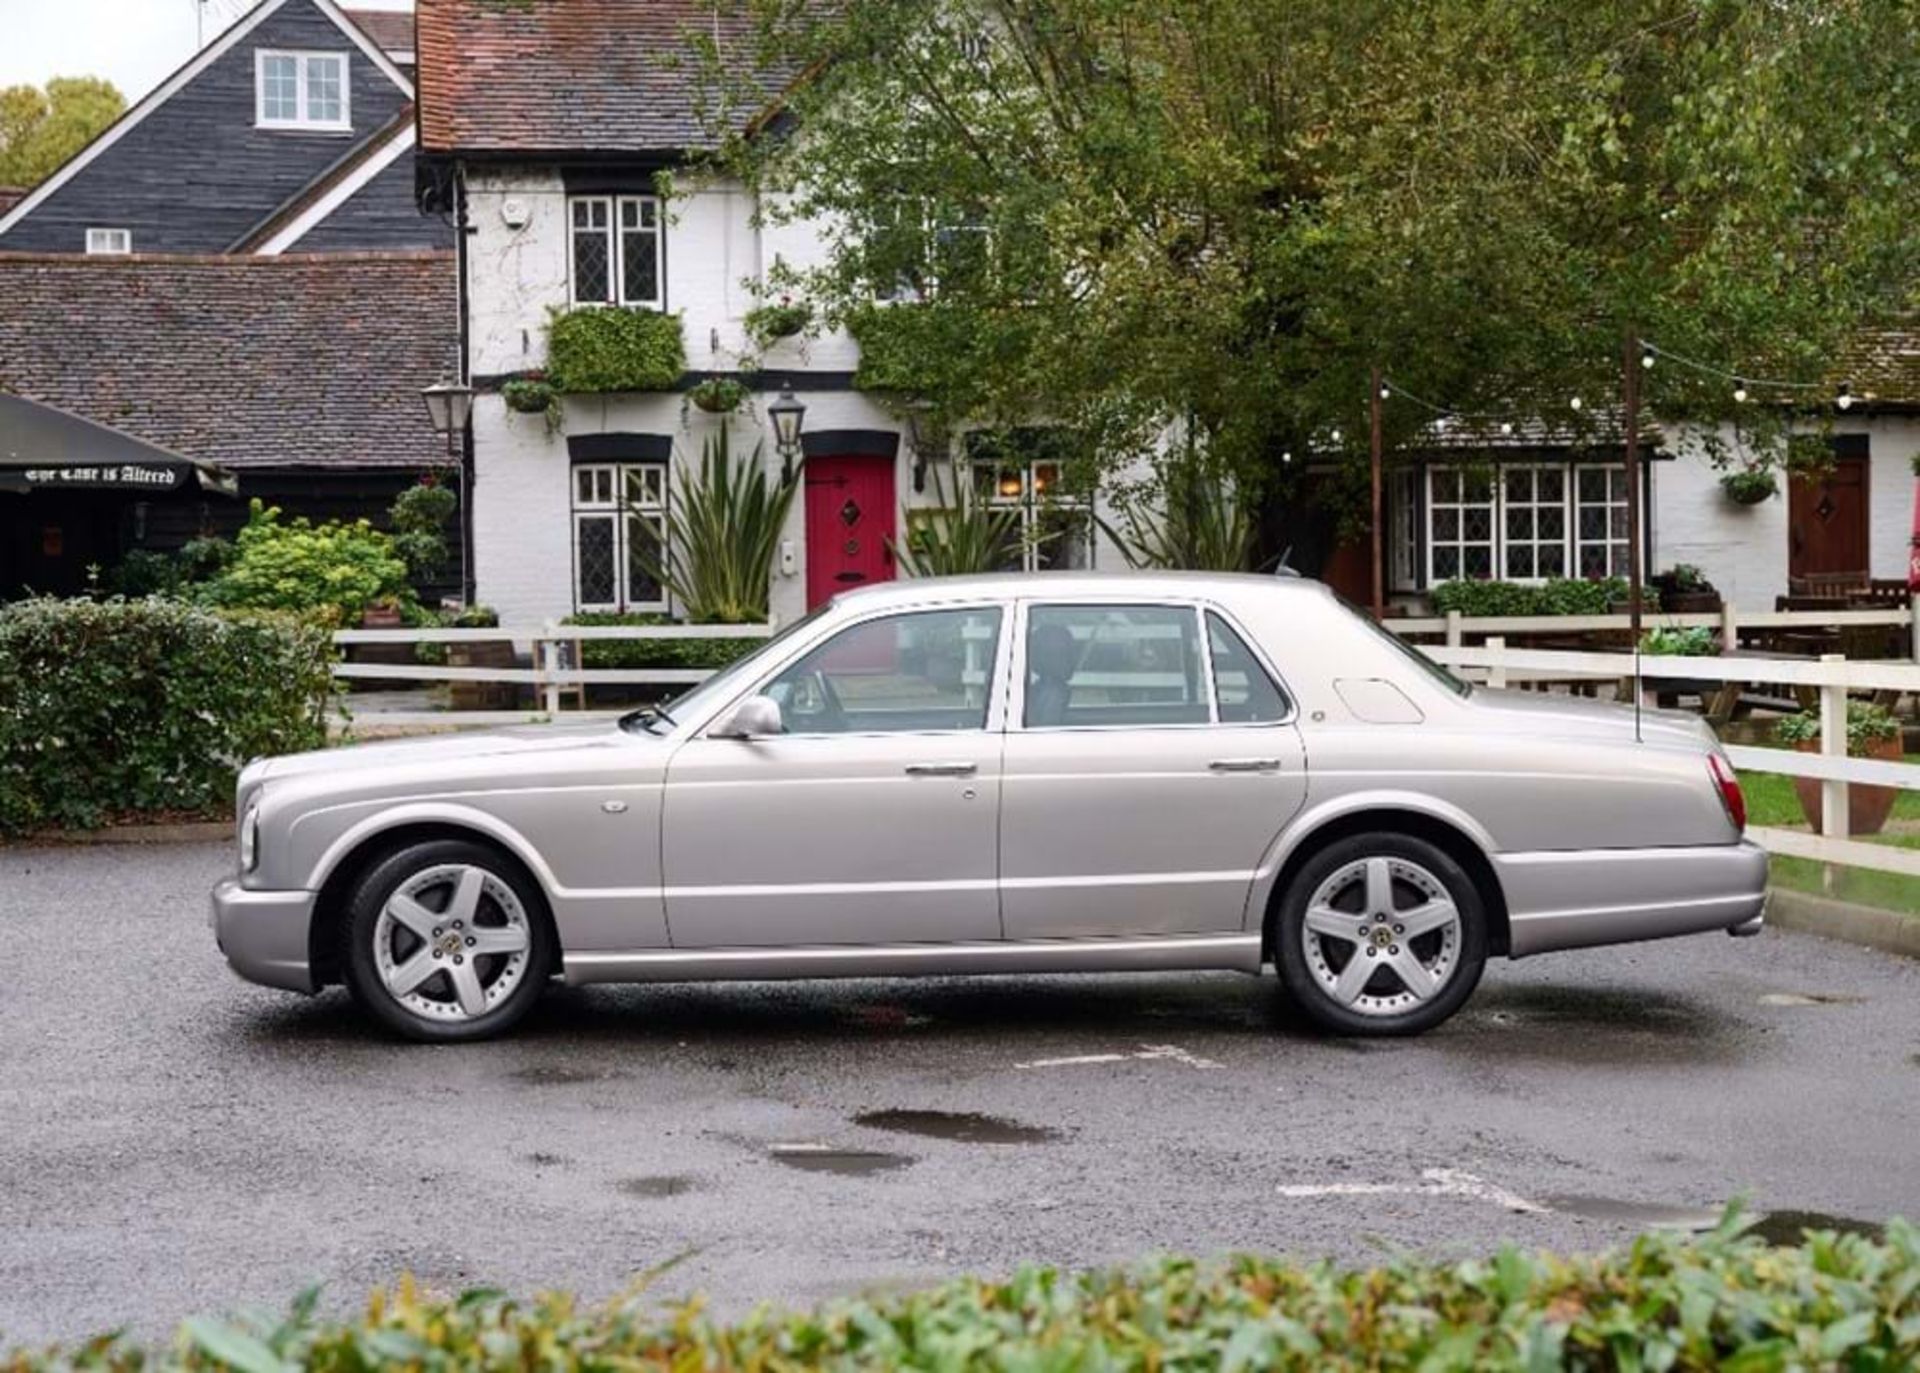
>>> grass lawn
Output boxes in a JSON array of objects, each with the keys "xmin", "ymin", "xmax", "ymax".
[{"xmin": 1736, "ymin": 761, "xmax": 1920, "ymax": 915}]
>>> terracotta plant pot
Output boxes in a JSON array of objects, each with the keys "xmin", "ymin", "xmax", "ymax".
[
  {"xmin": 1792, "ymin": 734, "xmax": 1904, "ymax": 836},
  {"xmin": 360, "ymin": 604, "xmax": 403, "ymax": 629}
]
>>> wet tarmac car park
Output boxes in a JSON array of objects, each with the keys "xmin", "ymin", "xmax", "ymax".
[{"xmin": 1, "ymin": 841, "xmax": 1914, "ymax": 1344}]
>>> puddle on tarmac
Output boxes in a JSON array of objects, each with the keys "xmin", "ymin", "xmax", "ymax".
[
  {"xmin": 1547, "ymin": 1196, "xmax": 1883, "ymax": 1244},
  {"xmin": 769, "ymin": 1143, "xmax": 915, "ymax": 1175},
  {"xmin": 1746, "ymin": 1210, "xmax": 1883, "ymax": 1244},
  {"xmin": 510, "ymin": 1063, "xmax": 619, "ymax": 1086},
  {"xmin": 1758, "ymin": 992, "xmax": 1866, "ymax": 1007},
  {"xmin": 617, "ymin": 1175, "xmax": 697, "ymax": 1198},
  {"xmin": 1544, "ymin": 1195, "xmax": 1725, "ymax": 1231},
  {"xmin": 853, "ymin": 1109, "xmax": 1062, "ymax": 1145}
]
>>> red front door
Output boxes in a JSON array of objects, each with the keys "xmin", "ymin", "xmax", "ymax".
[{"xmin": 805, "ymin": 454, "xmax": 897, "ymax": 608}]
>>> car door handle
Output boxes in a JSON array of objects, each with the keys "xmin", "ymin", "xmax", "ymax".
[
  {"xmin": 904, "ymin": 762, "xmax": 978, "ymax": 777},
  {"xmin": 1208, "ymin": 758, "xmax": 1283, "ymax": 773}
]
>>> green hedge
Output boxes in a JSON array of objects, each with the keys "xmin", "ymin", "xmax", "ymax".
[
  {"xmin": 546, "ymin": 307, "xmax": 686, "ymax": 393},
  {"xmin": 1430, "ymin": 576, "xmax": 1658, "ymax": 617},
  {"xmin": 559, "ymin": 612, "xmax": 761, "ymax": 672},
  {"xmin": 6, "ymin": 1219, "xmax": 1913, "ymax": 1371},
  {"xmin": 0, "ymin": 598, "xmax": 334, "ymax": 832}
]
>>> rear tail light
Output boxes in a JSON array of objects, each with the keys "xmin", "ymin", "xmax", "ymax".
[{"xmin": 1708, "ymin": 753, "xmax": 1746, "ymax": 832}]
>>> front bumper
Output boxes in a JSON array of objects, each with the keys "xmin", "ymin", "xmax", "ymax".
[
  {"xmin": 1497, "ymin": 839, "xmax": 1769, "ymax": 957},
  {"xmin": 210, "ymin": 878, "xmax": 318, "ymax": 994}
]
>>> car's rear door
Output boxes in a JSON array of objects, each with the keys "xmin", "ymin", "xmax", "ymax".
[
  {"xmin": 998, "ymin": 599, "xmax": 1306, "ymax": 939},
  {"xmin": 661, "ymin": 601, "xmax": 1011, "ymax": 947}
]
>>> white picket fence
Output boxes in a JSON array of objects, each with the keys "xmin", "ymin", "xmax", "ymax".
[{"xmin": 1384, "ymin": 601, "xmax": 1920, "ymax": 659}]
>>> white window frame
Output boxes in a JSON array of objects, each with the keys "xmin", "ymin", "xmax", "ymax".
[
  {"xmin": 568, "ymin": 194, "xmax": 664, "ymax": 309},
  {"xmin": 1573, "ymin": 463, "xmax": 1633, "ymax": 580},
  {"xmin": 1498, "ymin": 464, "xmax": 1569, "ymax": 580},
  {"xmin": 571, "ymin": 462, "xmax": 670, "ymax": 613},
  {"xmin": 1422, "ymin": 460, "xmax": 1633, "ymax": 587},
  {"xmin": 974, "ymin": 459, "xmax": 1096, "ymax": 572},
  {"xmin": 255, "ymin": 49, "xmax": 351, "ymax": 132},
  {"xmin": 84, "ymin": 227, "xmax": 131, "ymax": 255},
  {"xmin": 1425, "ymin": 466, "xmax": 1496, "ymax": 585}
]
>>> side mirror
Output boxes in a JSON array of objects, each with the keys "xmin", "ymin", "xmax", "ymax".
[{"xmin": 711, "ymin": 695, "xmax": 783, "ymax": 740}]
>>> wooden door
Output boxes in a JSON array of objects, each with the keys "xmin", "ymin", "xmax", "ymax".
[
  {"xmin": 1788, "ymin": 453, "xmax": 1869, "ymax": 581},
  {"xmin": 804, "ymin": 454, "xmax": 896, "ymax": 608}
]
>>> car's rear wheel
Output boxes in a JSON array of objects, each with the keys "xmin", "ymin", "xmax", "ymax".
[
  {"xmin": 342, "ymin": 839, "xmax": 554, "ymax": 1043},
  {"xmin": 1273, "ymin": 832, "xmax": 1486, "ymax": 1036}
]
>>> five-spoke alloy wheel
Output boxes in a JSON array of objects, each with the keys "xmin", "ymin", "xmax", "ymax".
[
  {"xmin": 1273, "ymin": 832, "xmax": 1486, "ymax": 1035},
  {"xmin": 344, "ymin": 839, "xmax": 555, "ymax": 1042}
]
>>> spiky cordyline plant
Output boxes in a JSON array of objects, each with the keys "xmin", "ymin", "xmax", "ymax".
[
  {"xmin": 1099, "ymin": 459, "xmax": 1257, "ymax": 572},
  {"xmin": 639, "ymin": 426, "xmax": 800, "ymax": 623},
  {"xmin": 887, "ymin": 462, "xmax": 1026, "ymax": 577}
]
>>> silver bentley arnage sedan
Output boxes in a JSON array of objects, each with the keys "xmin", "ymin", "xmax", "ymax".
[{"xmin": 212, "ymin": 573, "xmax": 1766, "ymax": 1042}]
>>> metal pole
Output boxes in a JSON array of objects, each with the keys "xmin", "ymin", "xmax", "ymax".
[
  {"xmin": 1370, "ymin": 364, "xmax": 1384, "ymax": 621},
  {"xmin": 1623, "ymin": 332, "xmax": 1644, "ymax": 640}
]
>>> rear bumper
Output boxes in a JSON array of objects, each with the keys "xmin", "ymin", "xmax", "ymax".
[
  {"xmin": 210, "ymin": 878, "xmax": 317, "ymax": 994},
  {"xmin": 1497, "ymin": 840, "xmax": 1769, "ymax": 957}
]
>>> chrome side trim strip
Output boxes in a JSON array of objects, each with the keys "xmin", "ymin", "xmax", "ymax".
[
  {"xmin": 554, "ymin": 870, "xmax": 1257, "ymax": 902},
  {"xmin": 562, "ymin": 933, "xmax": 1263, "ymax": 986}
]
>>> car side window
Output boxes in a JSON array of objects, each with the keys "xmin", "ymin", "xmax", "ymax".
[
  {"xmin": 1206, "ymin": 611, "xmax": 1291, "ymax": 723},
  {"xmin": 761, "ymin": 606, "xmax": 1003, "ymax": 734},
  {"xmin": 1024, "ymin": 604, "xmax": 1209, "ymax": 728}
]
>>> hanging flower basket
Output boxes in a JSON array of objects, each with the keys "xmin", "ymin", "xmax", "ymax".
[
  {"xmin": 690, "ymin": 377, "xmax": 750, "ymax": 414},
  {"xmin": 1721, "ymin": 467, "xmax": 1778, "ymax": 506},
  {"xmin": 502, "ymin": 378, "xmax": 557, "ymax": 415}
]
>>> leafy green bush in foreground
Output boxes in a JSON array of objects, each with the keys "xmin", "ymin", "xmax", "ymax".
[{"xmin": 6, "ymin": 1215, "xmax": 1913, "ymax": 1371}]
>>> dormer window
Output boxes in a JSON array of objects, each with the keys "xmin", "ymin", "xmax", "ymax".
[{"xmin": 256, "ymin": 50, "xmax": 350, "ymax": 131}]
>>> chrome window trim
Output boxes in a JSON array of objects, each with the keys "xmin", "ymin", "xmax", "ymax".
[{"xmin": 1008, "ymin": 596, "xmax": 1298, "ymax": 733}]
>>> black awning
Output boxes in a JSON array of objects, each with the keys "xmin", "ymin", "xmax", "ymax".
[{"xmin": 0, "ymin": 394, "xmax": 238, "ymax": 496}]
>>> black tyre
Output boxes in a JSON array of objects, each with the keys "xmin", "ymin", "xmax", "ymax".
[
  {"xmin": 1272, "ymin": 832, "xmax": 1486, "ymax": 1036},
  {"xmin": 342, "ymin": 839, "xmax": 555, "ymax": 1043}
]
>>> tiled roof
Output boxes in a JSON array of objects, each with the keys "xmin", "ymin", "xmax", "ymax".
[
  {"xmin": 417, "ymin": 0, "xmax": 796, "ymax": 154},
  {"xmin": 343, "ymin": 7, "xmax": 415, "ymax": 55},
  {"xmin": 0, "ymin": 251, "xmax": 459, "ymax": 470},
  {"xmin": 0, "ymin": 188, "xmax": 25, "ymax": 217},
  {"xmin": 1836, "ymin": 326, "xmax": 1920, "ymax": 408}
]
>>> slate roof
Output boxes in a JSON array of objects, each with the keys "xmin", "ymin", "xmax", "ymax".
[
  {"xmin": 343, "ymin": 7, "xmax": 415, "ymax": 55},
  {"xmin": 0, "ymin": 251, "xmax": 459, "ymax": 470},
  {"xmin": 417, "ymin": 0, "xmax": 797, "ymax": 154}
]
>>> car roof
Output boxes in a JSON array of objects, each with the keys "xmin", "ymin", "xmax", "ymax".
[{"xmin": 828, "ymin": 570, "xmax": 1332, "ymax": 611}]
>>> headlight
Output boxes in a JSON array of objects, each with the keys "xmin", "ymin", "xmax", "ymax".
[{"xmin": 240, "ymin": 805, "xmax": 260, "ymax": 873}]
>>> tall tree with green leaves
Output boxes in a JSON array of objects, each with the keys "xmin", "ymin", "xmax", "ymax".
[
  {"xmin": 0, "ymin": 77, "xmax": 124, "ymax": 189},
  {"xmin": 703, "ymin": 0, "xmax": 1917, "ymax": 505}
]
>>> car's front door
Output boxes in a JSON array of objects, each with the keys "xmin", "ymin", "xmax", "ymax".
[
  {"xmin": 661, "ymin": 603, "xmax": 1009, "ymax": 948},
  {"xmin": 1000, "ymin": 601, "xmax": 1307, "ymax": 940}
]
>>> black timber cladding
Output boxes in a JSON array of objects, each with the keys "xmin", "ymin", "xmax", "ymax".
[
  {"xmin": 0, "ymin": 0, "xmax": 424, "ymax": 254},
  {"xmin": 291, "ymin": 152, "xmax": 455, "ymax": 251}
]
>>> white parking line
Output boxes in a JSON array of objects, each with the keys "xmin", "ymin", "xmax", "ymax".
[
  {"xmin": 1015, "ymin": 1043, "xmax": 1222, "ymax": 1071},
  {"xmin": 1276, "ymin": 1168, "xmax": 1547, "ymax": 1214}
]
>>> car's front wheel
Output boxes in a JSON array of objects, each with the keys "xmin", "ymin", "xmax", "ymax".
[
  {"xmin": 342, "ymin": 839, "xmax": 554, "ymax": 1042},
  {"xmin": 1273, "ymin": 832, "xmax": 1486, "ymax": 1036}
]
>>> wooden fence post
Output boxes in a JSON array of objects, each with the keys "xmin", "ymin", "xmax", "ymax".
[
  {"xmin": 541, "ymin": 622, "xmax": 562, "ymax": 716},
  {"xmin": 1820, "ymin": 652, "xmax": 1849, "ymax": 848},
  {"xmin": 1445, "ymin": 610, "xmax": 1463, "ymax": 649},
  {"xmin": 1487, "ymin": 635, "xmax": 1507, "ymax": 690},
  {"xmin": 1720, "ymin": 601, "xmax": 1739, "ymax": 655}
]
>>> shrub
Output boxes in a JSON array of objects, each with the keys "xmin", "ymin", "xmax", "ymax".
[
  {"xmin": 387, "ymin": 477, "xmax": 459, "ymax": 582},
  {"xmin": 7, "ymin": 1217, "xmax": 1915, "ymax": 1370},
  {"xmin": 1775, "ymin": 700, "xmax": 1903, "ymax": 753},
  {"xmin": 1430, "ymin": 576, "xmax": 1657, "ymax": 617},
  {"xmin": 1640, "ymin": 625, "xmax": 1717, "ymax": 656},
  {"xmin": 0, "ymin": 598, "xmax": 333, "ymax": 832},
  {"xmin": 546, "ymin": 307, "xmax": 686, "ymax": 393},
  {"xmin": 410, "ymin": 604, "xmax": 501, "ymax": 667},
  {"xmin": 198, "ymin": 501, "xmax": 411, "ymax": 619},
  {"xmin": 104, "ymin": 548, "xmax": 185, "ymax": 598},
  {"xmin": 559, "ymin": 612, "xmax": 760, "ymax": 672}
]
